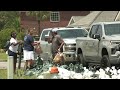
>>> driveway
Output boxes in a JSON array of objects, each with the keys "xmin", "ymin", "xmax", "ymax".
[{"xmin": 0, "ymin": 61, "xmax": 25, "ymax": 69}]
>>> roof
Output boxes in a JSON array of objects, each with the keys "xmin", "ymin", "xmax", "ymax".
[
  {"xmin": 72, "ymin": 16, "xmax": 85, "ymax": 22},
  {"xmin": 67, "ymin": 16, "xmax": 85, "ymax": 26},
  {"xmin": 115, "ymin": 11, "xmax": 120, "ymax": 21},
  {"xmin": 68, "ymin": 11, "xmax": 119, "ymax": 28},
  {"xmin": 68, "ymin": 11, "xmax": 101, "ymax": 27},
  {"xmin": 93, "ymin": 11, "xmax": 119, "ymax": 23}
]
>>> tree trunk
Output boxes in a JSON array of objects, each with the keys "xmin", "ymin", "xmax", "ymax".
[
  {"xmin": 38, "ymin": 20, "xmax": 40, "ymax": 36},
  {"xmin": 18, "ymin": 44, "xmax": 22, "ymax": 69}
]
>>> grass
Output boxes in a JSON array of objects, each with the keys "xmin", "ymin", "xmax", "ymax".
[
  {"xmin": 0, "ymin": 69, "xmax": 37, "ymax": 79},
  {"xmin": 0, "ymin": 52, "xmax": 7, "ymax": 62}
]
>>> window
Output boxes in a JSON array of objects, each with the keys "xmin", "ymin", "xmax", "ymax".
[
  {"xmin": 41, "ymin": 30, "xmax": 50, "ymax": 40},
  {"xmin": 50, "ymin": 11, "xmax": 60, "ymax": 22},
  {"xmin": 57, "ymin": 29, "xmax": 87, "ymax": 39},
  {"xmin": 104, "ymin": 24, "xmax": 120, "ymax": 35},
  {"xmin": 96, "ymin": 25, "xmax": 102, "ymax": 37},
  {"xmin": 89, "ymin": 25, "xmax": 99, "ymax": 38}
]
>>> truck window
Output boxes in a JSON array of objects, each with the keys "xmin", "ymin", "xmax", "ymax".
[
  {"xmin": 82, "ymin": 29, "xmax": 88, "ymax": 36},
  {"xmin": 40, "ymin": 30, "xmax": 50, "ymax": 40},
  {"xmin": 89, "ymin": 25, "xmax": 99, "ymax": 38},
  {"xmin": 57, "ymin": 29, "xmax": 86, "ymax": 38},
  {"xmin": 104, "ymin": 24, "xmax": 120, "ymax": 35},
  {"xmin": 96, "ymin": 25, "xmax": 102, "ymax": 37}
]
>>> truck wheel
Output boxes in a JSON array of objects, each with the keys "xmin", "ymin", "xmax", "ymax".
[
  {"xmin": 78, "ymin": 53, "xmax": 86, "ymax": 67},
  {"xmin": 101, "ymin": 55, "xmax": 111, "ymax": 68}
]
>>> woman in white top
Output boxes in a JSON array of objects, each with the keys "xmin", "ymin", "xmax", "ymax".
[{"xmin": 8, "ymin": 31, "xmax": 21, "ymax": 74}]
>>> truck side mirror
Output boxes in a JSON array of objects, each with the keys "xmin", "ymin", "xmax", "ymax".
[{"xmin": 94, "ymin": 34, "xmax": 100, "ymax": 40}]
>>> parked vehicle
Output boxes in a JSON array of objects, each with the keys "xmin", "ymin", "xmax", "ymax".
[
  {"xmin": 76, "ymin": 21, "xmax": 120, "ymax": 68},
  {"xmin": 39, "ymin": 27, "xmax": 88, "ymax": 62}
]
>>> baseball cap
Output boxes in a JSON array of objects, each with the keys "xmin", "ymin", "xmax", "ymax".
[{"xmin": 52, "ymin": 29, "xmax": 57, "ymax": 32}]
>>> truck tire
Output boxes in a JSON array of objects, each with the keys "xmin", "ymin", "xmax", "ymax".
[
  {"xmin": 78, "ymin": 53, "xmax": 86, "ymax": 67},
  {"xmin": 100, "ymin": 55, "xmax": 111, "ymax": 68}
]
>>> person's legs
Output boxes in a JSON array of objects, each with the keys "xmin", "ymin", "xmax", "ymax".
[
  {"xmin": 26, "ymin": 60, "xmax": 33, "ymax": 69},
  {"xmin": 24, "ymin": 60, "xmax": 28, "ymax": 70},
  {"xmin": 27, "ymin": 60, "xmax": 31, "ymax": 68},
  {"xmin": 23, "ymin": 50, "xmax": 35, "ymax": 70},
  {"xmin": 23, "ymin": 50, "xmax": 29, "ymax": 70},
  {"xmin": 13, "ymin": 53, "xmax": 17, "ymax": 74},
  {"xmin": 25, "ymin": 51, "xmax": 35, "ymax": 69}
]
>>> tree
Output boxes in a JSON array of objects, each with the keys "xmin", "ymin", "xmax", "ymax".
[
  {"xmin": 0, "ymin": 11, "xmax": 20, "ymax": 31},
  {"xmin": 26, "ymin": 11, "xmax": 50, "ymax": 36}
]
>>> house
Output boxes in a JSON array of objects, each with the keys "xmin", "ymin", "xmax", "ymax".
[
  {"xmin": 20, "ymin": 11, "xmax": 90, "ymax": 36},
  {"xmin": 68, "ymin": 11, "xmax": 120, "ymax": 28},
  {"xmin": 67, "ymin": 16, "xmax": 85, "ymax": 26}
]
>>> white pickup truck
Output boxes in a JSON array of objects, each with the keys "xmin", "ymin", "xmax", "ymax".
[
  {"xmin": 76, "ymin": 21, "xmax": 120, "ymax": 68},
  {"xmin": 39, "ymin": 27, "xmax": 88, "ymax": 62}
]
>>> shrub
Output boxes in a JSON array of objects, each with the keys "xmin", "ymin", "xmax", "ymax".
[{"xmin": 17, "ymin": 31, "xmax": 25, "ymax": 41}]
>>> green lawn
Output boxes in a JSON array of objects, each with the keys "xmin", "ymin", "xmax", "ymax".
[
  {"xmin": 0, "ymin": 52, "xmax": 7, "ymax": 62},
  {"xmin": 0, "ymin": 69, "xmax": 37, "ymax": 79}
]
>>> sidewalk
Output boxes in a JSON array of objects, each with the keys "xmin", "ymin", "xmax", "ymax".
[{"xmin": 0, "ymin": 61, "xmax": 25, "ymax": 69}]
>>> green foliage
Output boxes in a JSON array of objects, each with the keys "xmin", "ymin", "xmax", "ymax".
[
  {"xmin": 17, "ymin": 31, "xmax": 25, "ymax": 41},
  {"xmin": 0, "ymin": 52, "xmax": 7, "ymax": 61},
  {"xmin": 26, "ymin": 11, "xmax": 50, "ymax": 21},
  {"xmin": 0, "ymin": 28, "xmax": 16, "ymax": 48},
  {"xmin": 0, "ymin": 11, "xmax": 20, "ymax": 31}
]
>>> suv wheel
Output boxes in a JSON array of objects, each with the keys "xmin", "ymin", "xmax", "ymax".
[{"xmin": 101, "ymin": 55, "xmax": 111, "ymax": 68}]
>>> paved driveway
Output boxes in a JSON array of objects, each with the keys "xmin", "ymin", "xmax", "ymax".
[{"xmin": 0, "ymin": 62, "xmax": 25, "ymax": 69}]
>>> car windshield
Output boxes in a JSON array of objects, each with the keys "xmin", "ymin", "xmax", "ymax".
[
  {"xmin": 57, "ymin": 29, "xmax": 87, "ymax": 39},
  {"xmin": 104, "ymin": 23, "xmax": 120, "ymax": 36}
]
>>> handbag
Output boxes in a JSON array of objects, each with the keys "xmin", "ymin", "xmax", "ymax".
[
  {"xmin": 35, "ymin": 44, "xmax": 43, "ymax": 54},
  {"xmin": 53, "ymin": 52, "xmax": 63, "ymax": 63}
]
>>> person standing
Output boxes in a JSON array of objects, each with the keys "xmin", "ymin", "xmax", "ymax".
[
  {"xmin": 51, "ymin": 29, "xmax": 64, "ymax": 60},
  {"xmin": 8, "ymin": 31, "xmax": 21, "ymax": 74},
  {"xmin": 23, "ymin": 28, "xmax": 39, "ymax": 70}
]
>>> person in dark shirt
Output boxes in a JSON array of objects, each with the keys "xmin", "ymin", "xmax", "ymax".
[
  {"xmin": 23, "ymin": 28, "xmax": 39, "ymax": 70},
  {"xmin": 51, "ymin": 29, "xmax": 64, "ymax": 59}
]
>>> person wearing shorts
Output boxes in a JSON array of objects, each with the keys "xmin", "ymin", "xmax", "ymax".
[{"xmin": 23, "ymin": 28, "xmax": 39, "ymax": 70}]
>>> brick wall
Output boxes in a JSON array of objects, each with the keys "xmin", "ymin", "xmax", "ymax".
[{"xmin": 20, "ymin": 11, "xmax": 90, "ymax": 35}]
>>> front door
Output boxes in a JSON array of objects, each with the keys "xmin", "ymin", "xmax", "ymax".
[{"xmin": 86, "ymin": 25, "xmax": 102, "ymax": 62}]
